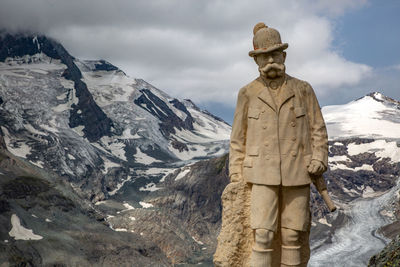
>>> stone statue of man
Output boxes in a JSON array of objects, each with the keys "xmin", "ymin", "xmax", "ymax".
[{"xmin": 228, "ymin": 22, "xmax": 329, "ymax": 266}]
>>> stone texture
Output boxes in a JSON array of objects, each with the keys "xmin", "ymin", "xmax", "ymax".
[
  {"xmin": 214, "ymin": 181, "xmax": 311, "ymax": 267},
  {"xmin": 213, "ymin": 181, "xmax": 253, "ymax": 266}
]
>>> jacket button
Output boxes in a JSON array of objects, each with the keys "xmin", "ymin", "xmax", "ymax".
[
  {"xmin": 263, "ymin": 125, "xmax": 267, "ymax": 129},
  {"xmin": 264, "ymin": 142, "xmax": 269, "ymax": 146},
  {"xmin": 291, "ymin": 151, "xmax": 297, "ymax": 157},
  {"xmin": 291, "ymin": 121, "xmax": 296, "ymax": 127},
  {"xmin": 292, "ymin": 137, "xmax": 296, "ymax": 142}
]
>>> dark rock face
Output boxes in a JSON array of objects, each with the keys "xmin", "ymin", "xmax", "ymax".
[
  {"xmin": 134, "ymin": 86, "xmax": 194, "ymax": 136},
  {"xmin": 369, "ymin": 235, "xmax": 400, "ymax": 267},
  {"xmin": 0, "ymin": 33, "xmax": 113, "ymax": 143},
  {"xmin": 93, "ymin": 60, "xmax": 119, "ymax": 71},
  {"xmin": 2, "ymin": 176, "xmax": 50, "ymax": 199},
  {"xmin": 108, "ymin": 154, "xmax": 230, "ymax": 265},
  {"xmin": 310, "ymin": 138, "xmax": 399, "ymax": 220},
  {"xmin": 0, "ymin": 151, "xmax": 170, "ymax": 266}
]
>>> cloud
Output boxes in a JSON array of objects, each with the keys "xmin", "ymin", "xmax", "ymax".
[
  {"xmin": 0, "ymin": 0, "xmax": 372, "ymax": 108},
  {"xmin": 283, "ymin": 16, "xmax": 372, "ymax": 95}
]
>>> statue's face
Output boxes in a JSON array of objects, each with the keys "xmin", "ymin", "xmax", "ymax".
[{"xmin": 255, "ymin": 50, "xmax": 286, "ymax": 79}]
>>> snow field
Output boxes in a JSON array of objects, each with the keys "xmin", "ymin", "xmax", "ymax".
[{"xmin": 9, "ymin": 214, "xmax": 43, "ymax": 241}]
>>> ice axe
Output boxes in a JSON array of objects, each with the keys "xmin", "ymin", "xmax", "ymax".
[{"xmin": 311, "ymin": 174, "xmax": 337, "ymax": 212}]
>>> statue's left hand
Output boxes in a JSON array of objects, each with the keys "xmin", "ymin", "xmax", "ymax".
[{"xmin": 307, "ymin": 159, "xmax": 326, "ymax": 175}]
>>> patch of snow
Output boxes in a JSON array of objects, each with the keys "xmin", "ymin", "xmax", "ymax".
[
  {"xmin": 139, "ymin": 201, "xmax": 153, "ymax": 208},
  {"xmin": 129, "ymin": 216, "xmax": 136, "ymax": 221},
  {"xmin": 329, "ymin": 155, "xmax": 350, "ymax": 162},
  {"xmin": 175, "ymin": 168, "xmax": 191, "ymax": 180},
  {"xmin": 139, "ymin": 182, "xmax": 161, "ymax": 192},
  {"xmin": 101, "ymin": 157, "xmax": 121, "ymax": 174},
  {"xmin": 362, "ymin": 186, "xmax": 377, "ymax": 198},
  {"xmin": 115, "ymin": 228, "xmax": 128, "ymax": 232},
  {"xmin": 31, "ymin": 214, "xmax": 38, "ymax": 218},
  {"xmin": 56, "ymin": 91, "xmax": 68, "ymax": 100},
  {"xmin": 45, "ymin": 218, "xmax": 52, "ymax": 222},
  {"xmin": 67, "ymin": 154, "xmax": 76, "ymax": 160},
  {"xmin": 29, "ymin": 160, "xmax": 44, "ymax": 168},
  {"xmin": 333, "ymin": 142, "xmax": 344, "ymax": 146},
  {"xmin": 24, "ymin": 123, "xmax": 47, "ymax": 136},
  {"xmin": 39, "ymin": 117, "xmax": 59, "ymax": 134},
  {"xmin": 122, "ymin": 202, "xmax": 135, "ymax": 211},
  {"xmin": 192, "ymin": 236, "xmax": 204, "ymax": 245},
  {"xmin": 342, "ymin": 187, "xmax": 359, "ymax": 196},
  {"xmin": 1, "ymin": 126, "xmax": 31, "ymax": 159},
  {"xmin": 72, "ymin": 125, "xmax": 85, "ymax": 137},
  {"xmin": 99, "ymin": 136, "xmax": 127, "ymax": 161},
  {"xmin": 347, "ymin": 140, "xmax": 400, "ymax": 163},
  {"xmin": 318, "ymin": 218, "xmax": 332, "ymax": 227},
  {"xmin": 108, "ymin": 175, "xmax": 132, "ymax": 196},
  {"xmin": 168, "ymin": 142, "xmax": 207, "ymax": 161},
  {"xmin": 95, "ymin": 201, "xmax": 107, "ymax": 206},
  {"xmin": 9, "ymin": 214, "xmax": 43, "ymax": 240},
  {"xmin": 120, "ymin": 128, "xmax": 141, "ymax": 139},
  {"xmin": 329, "ymin": 163, "xmax": 374, "ymax": 172},
  {"xmin": 187, "ymin": 106, "xmax": 231, "ymax": 141},
  {"xmin": 134, "ymin": 147, "xmax": 161, "ymax": 164}
]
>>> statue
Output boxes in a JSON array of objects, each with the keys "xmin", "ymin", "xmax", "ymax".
[{"xmin": 214, "ymin": 23, "xmax": 335, "ymax": 267}]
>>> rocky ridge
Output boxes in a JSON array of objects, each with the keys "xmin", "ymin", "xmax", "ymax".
[
  {"xmin": 0, "ymin": 135, "xmax": 169, "ymax": 266},
  {"xmin": 0, "ymin": 33, "xmax": 230, "ymax": 202}
]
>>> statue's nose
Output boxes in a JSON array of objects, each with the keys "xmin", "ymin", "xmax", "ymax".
[{"xmin": 268, "ymin": 56, "xmax": 274, "ymax": 63}]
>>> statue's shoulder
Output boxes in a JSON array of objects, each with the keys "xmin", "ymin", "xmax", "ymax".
[
  {"xmin": 286, "ymin": 74, "xmax": 314, "ymax": 95},
  {"xmin": 238, "ymin": 77, "xmax": 264, "ymax": 96}
]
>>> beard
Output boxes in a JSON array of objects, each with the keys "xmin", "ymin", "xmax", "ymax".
[{"xmin": 259, "ymin": 63, "xmax": 285, "ymax": 79}]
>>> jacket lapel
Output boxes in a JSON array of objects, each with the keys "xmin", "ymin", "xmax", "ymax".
[
  {"xmin": 258, "ymin": 87, "xmax": 276, "ymax": 112},
  {"xmin": 277, "ymin": 82, "xmax": 294, "ymax": 111}
]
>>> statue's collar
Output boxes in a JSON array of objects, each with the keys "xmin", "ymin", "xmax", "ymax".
[{"xmin": 259, "ymin": 74, "xmax": 287, "ymax": 90}]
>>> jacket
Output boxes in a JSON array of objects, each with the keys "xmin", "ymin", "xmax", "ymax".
[{"xmin": 229, "ymin": 74, "xmax": 328, "ymax": 186}]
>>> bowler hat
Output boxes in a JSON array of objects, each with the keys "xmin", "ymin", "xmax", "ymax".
[{"xmin": 249, "ymin": 22, "xmax": 288, "ymax": 57}]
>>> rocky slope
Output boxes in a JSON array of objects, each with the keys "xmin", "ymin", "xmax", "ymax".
[
  {"xmin": 0, "ymin": 136, "xmax": 169, "ymax": 266},
  {"xmin": 96, "ymin": 154, "xmax": 230, "ymax": 265},
  {"xmin": 0, "ymin": 33, "xmax": 230, "ymax": 202},
  {"xmin": 369, "ymin": 235, "xmax": 400, "ymax": 266}
]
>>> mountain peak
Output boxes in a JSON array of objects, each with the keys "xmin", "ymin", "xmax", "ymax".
[
  {"xmin": 365, "ymin": 91, "xmax": 400, "ymax": 106},
  {"xmin": 322, "ymin": 92, "xmax": 400, "ymax": 140}
]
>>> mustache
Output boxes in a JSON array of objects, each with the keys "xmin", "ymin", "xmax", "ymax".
[{"xmin": 259, "ymin": 63, "xmax": 285, "ymax": 74}]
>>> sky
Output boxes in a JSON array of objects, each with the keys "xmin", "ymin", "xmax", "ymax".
[{"xmin": 0, "ymin": 0, "xmax": 399, "ymax": 124}]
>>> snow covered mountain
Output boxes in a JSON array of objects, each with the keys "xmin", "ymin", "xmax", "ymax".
[
  {"xmin": 0, "ymin": 33, "xmax": 230, "ymax": 200},
  {"xmin": 309, "ymin": 92, "xmax": 400, "ymax": 266},
  {"xmin": 323, "ymin": 92, "xmax": 400, "ymax": 140}
]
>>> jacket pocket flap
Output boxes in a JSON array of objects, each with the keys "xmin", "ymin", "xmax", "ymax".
[
  {"xmin": 246, "ymin": 146, "xmax": 259, "ymax": 156},
  {"xmin": 243, "ymin": 157, "xmax": 253, "ymax": 167},
  {"xmin": 294, "ymin": 107, "xmax": 306, "ymax": 117},
  {"xmin": 248, "ymin": 108, "xmax": 261, "ymax": 119}
]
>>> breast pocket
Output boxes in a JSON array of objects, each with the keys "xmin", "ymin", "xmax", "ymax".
[
  {"xmin": 294, "ymin": 107, "xmax": 306, "ymax": 118},
  {"xmin": 248, "ymin": 108, "xmax": 261, "ymax": 119}
]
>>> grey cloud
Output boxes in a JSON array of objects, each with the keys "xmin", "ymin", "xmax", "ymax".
[{"xmin": 0, "ymin": 0, "xmax": 379, "ymax": 114}]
